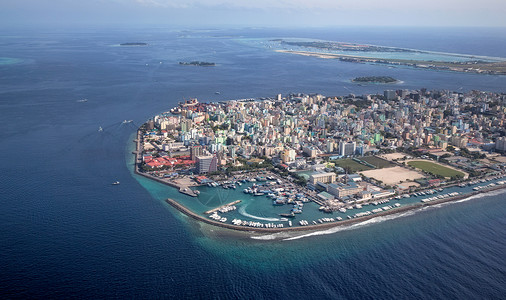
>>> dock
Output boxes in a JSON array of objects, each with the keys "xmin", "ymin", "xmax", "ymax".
[
  {"xmin": 204, "ymin": 200, "xmax": 242, "ymax": 214},
  {"xmin": 179, "ymin": 186, "xmax": 198, "ymax": 197}
]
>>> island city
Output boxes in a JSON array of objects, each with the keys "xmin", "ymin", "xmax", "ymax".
[{"xmin": 134, "ymin": 89, "xmax": 506, "ymax": 232}]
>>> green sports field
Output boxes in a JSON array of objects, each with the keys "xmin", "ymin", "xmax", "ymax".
[
  {"xmin": 407, "ymin": 161, "xmax": 465, "ymax": 178},
  {"xmin": 361, "ymin": 156, "xmax": 395, "ymax": 169},
  {"xmin": 333, "ymin": 159, "xmax": 373, "ymax": 172}
]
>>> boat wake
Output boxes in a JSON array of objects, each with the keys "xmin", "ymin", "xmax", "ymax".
[{"xmin": 238, "ymin": 204, "xmax": 281, "ymax": 222}]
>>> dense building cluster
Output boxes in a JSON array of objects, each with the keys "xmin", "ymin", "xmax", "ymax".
[{"xmin": 141, "ymin": 89, "xmax": 506, "ymax": 175}]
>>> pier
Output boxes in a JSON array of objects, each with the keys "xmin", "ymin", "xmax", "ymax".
[
  {"xmin": 179, "ymin": 186, "xmax": 198, "ymax": 197},
  {"xmin": 204, "ymin": 200, "xmax": 242, "ymax": 214},
  {"xmin": 164, "ymin": 183, "xmax": 506, "ymax": 233}
]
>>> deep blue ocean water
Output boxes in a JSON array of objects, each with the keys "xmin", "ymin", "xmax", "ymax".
[{"xmin": 1, "ymin": 27, "xmax": 505, "ymax": 299}]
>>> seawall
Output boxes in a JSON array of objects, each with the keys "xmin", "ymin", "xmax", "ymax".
[{"xmin": 165, "ymin": 184, "xmax": 506, "ymax": 234}]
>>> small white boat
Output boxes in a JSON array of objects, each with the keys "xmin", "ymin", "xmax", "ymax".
[{"xmin": 112, "ymin": 181, "xmax": 120, "ymax": 185}]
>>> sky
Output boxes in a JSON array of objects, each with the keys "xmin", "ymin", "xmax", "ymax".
[{"xmin": 1, "ymin": 0, "xmax": 506, "ymax": 28}]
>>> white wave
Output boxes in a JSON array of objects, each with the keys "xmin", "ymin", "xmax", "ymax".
[
  {"xmin": 251, "ymin": 187, "xmax": 506, "ymax": 241},
  {"xmin": 238, "ymin": 204, "xmax": 281, "ymax": 222},
  {"xmin": 251, "ymin": 232, "xmax": 295, "ymax": 240},
  {"xmin": 281, "ymin": 210, "xmax": 418, "ymax": 241},
  {"xmin": 422, "ymin": 188, "xmax": 506, "ymax": 210}
]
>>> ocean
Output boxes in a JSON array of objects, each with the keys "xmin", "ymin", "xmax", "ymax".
[{"xmin": 1, "ymin": 26, "xmax": 505, "ymax": 299}]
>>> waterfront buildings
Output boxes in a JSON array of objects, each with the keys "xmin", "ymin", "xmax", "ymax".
[
  {"xmin": 139, "ymin": 89, "xmax": 506, "ymax": 196},
  {"xmin": 196, "ymin": 155, "xmax": 218, "ymax": 174},
  {"xmin": 309, "ymin": 172, "xmax": 336, "ymax": 185}
]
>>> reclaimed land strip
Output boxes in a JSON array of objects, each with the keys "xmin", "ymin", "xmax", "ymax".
[
  {"xmin": 276, "ymin": 50, "xmax": 506, "ymax": 75},
  {"xmin": 165, "ymin": 184, "xmax": 506, "ymax": 233},
  {"xmin": 204, "ymin": 200, "xmax": 242, "ymax": 215}
]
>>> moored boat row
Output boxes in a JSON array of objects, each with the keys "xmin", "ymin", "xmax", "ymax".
[{"xmin": 421, "ymin": 192, "xmax": 460, "ymax": 202}]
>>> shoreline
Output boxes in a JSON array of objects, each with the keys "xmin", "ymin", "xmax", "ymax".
[
  {"xmin": 165, "ymin": 184, "xmax": 506, "ymax": 234},
  {"xmin": 133, "ymin": 130, "xmax": 193, "ymax": 192},
  {"xmin": 276, "ymin": 50, "xmax": 506, "ymax": 75},
  {"xmin": 133, "ymin": 129, "xmax": 506, "ymax": 234}
]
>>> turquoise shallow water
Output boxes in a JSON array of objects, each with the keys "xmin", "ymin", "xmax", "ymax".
[{"xmin": 0, "ymin": 57, "xmax": 23, "ymax": 65}]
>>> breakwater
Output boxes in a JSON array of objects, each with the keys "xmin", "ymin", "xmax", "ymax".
[
  {"xmin": 165, "ymin": 183, "xmax": 506, "ymax": 234},
  {"xmin": 134, "ymin": 129, "xmax": 506, "ymax": 234}
]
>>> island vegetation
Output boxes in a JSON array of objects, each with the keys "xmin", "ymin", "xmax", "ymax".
[
  {"xmin": 352, "ymin": 76, "xmax": 399, "ymax": 83},
  {"xmin": 279, "ymin": 40, "xmax": 412, "ymax": 53},
  {"xmin": 179, "ymin": 61, "xmax": 216, "ymax": 66},
  {"xmin": 278, "ymin": 50, "xmax": 506, "ymax": 75}
]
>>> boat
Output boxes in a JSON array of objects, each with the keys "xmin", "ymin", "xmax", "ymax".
[
  {"xmin": 112, "ymin": 181, "xmax": 120, "ymax": 185},
  {"xmin": 77, "ymin": 98, "xmax": 88, "ymax": 103},
  {"xmin": 254, "ymin": 192, "xmax": 265, "ymax": 196},
  {"xmin": 98, "ymin": 126, "xmax": 103, "ymax": 132},
  {"xmin": 122, "ymin": 120, "xmax": 133, "ymax": 124},
  {"xmin": 279, "ymin": 213, "xmax": 295, "ymax": 218}
]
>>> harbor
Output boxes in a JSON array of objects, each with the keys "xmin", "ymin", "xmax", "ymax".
[
  {"xmin": 134, "ymin": 126, "xmax": 506, "ymax": 232},
  {"xmin": 166, "ymin": 177, "xmax": 506, "ymax": 233}
]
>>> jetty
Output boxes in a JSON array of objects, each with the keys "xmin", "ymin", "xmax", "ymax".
[
  {"xmin": 179, "ymin": 186, "xmax": 198, "ymax": 197},
  {"xmin": 204, "ymin": 200, "xmax": 241, "ymax": 214},
  {"xmin": 165, "ymin": 182, "xmax": 506, "ymax": 233}
]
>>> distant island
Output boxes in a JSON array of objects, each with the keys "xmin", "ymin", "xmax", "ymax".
[
  {"xmin": 279, "ymin": 40, "xmax": 412, "ymax": 53},
  {"xmin": 120, "ymin": 42, "xmax": 148, "ymax": 46},
  {"xmin": 179, "ymin": 61, "xmax": 216, "ymax": 66},
  {"xmin": 352, "ymin": 76, "xmax": 399, "ymax": 83}
]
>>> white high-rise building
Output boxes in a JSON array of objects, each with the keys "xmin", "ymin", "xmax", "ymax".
[{"xmin": 339, "ymin": 141, "xmax": 356, "ymax": 157}]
